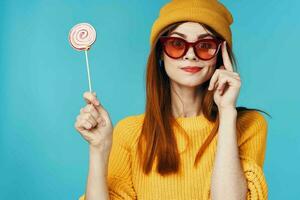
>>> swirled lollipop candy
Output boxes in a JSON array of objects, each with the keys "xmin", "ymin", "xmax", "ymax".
[
  {"xmin": 69, "ymin": 23, "xmax": 97, "ymax": 92},
  {"xmin": 69, "ymin": 23, "xmax": 96, "ymax": 51}
]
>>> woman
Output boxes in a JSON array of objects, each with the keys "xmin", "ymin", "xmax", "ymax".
[{"xmin": 75, "ymin": 0, "xmax": 269, "ymax": 199}]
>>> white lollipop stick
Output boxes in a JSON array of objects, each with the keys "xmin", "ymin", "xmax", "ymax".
[{"xmin": 84, "ymin": 50, "xmax": 92, "ymax": 92}]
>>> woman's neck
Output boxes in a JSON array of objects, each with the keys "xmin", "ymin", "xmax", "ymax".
[{"xmin": 170, "ymin": 82, "xmax": 204, "ymax": 118}]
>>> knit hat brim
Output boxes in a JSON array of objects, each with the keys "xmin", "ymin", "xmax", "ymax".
[{"xmin": 150, "ymin": 0, "xmax": 233, "ymax": 49}]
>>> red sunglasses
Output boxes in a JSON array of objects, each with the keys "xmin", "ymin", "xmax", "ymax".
[{"xmin": 159, "ymin": 36, "xmax": 223, "ymax": 61}]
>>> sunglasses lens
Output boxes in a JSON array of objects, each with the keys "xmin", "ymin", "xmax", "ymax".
[
  {"xmin": 195, "ymin": 40, "xmax": 218, "ymax": 60},
  {"xmin": 164, "ymin": 38, "xmax": 186, "ymax": 58}
]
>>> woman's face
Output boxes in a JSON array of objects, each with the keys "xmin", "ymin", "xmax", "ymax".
[{"xmin": 162, "ymin": 22, "xmax": 219, "ymax": 88}]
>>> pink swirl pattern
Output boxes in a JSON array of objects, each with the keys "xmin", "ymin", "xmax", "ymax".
[{"xmin": 69, "ymin": 23, "xmax": 96, "ymax": 51}]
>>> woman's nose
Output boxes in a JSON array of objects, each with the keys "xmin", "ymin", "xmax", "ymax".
[{"xmin": 183, "ymin": 46, "xmax": 198, "ymax": 61}]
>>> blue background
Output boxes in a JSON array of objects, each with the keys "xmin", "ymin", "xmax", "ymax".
[{"xmin": 0, "ymin": 0, "xmax": 299, "ymax": 199}]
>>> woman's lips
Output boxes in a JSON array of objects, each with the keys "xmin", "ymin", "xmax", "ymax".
[{"xmin": 181, "ymin": 66, "xmax": 202, "ymax": 73}]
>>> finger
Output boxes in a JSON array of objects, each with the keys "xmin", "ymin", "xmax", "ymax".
[
  {"xmin": 219, "ymin": 82, "xmax": 228, "ymax": 96},
  {"xmin": 216, "ymin": 77, "xmax": 228, "ymax": 94},
  {"xmin": 218, "ymin": 66, "xmax": 240, "ymax": 79},
  {"xmin": 82, "ymin": 112, "xmax": 98, "ymax": 127},
  {"xmin": 221, "ymin": 41, "xmax": 234, "ymax": 72},
  {"xmin": 75, "ymin": 117, "xmax": 97, "ymax": 135},
  {"xmin": 82, "ymin": 100, "xmax": 108, "ymax": 122},
  {"xmin": 208, "ymin": 67, "xmax": 239, "ymax": 91},
  {"xmin": 81, "ymin": 104, "xmax": 100, "ymax": 120},
  {"xmin": 75, "ymin": 121, "xmax": 90, "ymax": 137},
  {"xmin": 76, "ymin": 118, "xmax": 93, "ymax": 130},
  {"xmin": 83, "ymin": 121, "xmax": 93, "ymax": 130},
  {"xmin": 77, "ymin": 113, "xmax": 97, "ymax": 129},
  {"xmin": 76, "ymin": 126, "xmax": 91, "ymax": 138},
  {"xmin": 83, "ymin": 92, "xmax": 107, "ymax": 116},
  {"xmin": 83, "ymin": 91, "xmax": 100, "ymax": 106},
  {"xmin": 94, "ymin": 103, "xmax": 108, "ymax": 118},
  {"xmin": 208, "ymin": 69, "xmax": 221, "ymax": 91},
  {"xmin": 96, "ymin": 117, "xmax": 106, "ymax": 127},
  {"xmin": 232, "ymin": 72, "xmax": 240, "ymax": 79},
  {"xmin": 219, "ymin": 76, "xmax": 241, "ymax": 92},
  {"xmin": 77, "ymin": 116, "xmax": 97, "ymax": 129},
  {"xmin": 219, "ymin": 65, "xmax": 225, "ymax": 70},
  {"xmin": 232, "ymin": 75, "xmax": 241, "ymax": 81},
  {"xmin": 221, "ymin": 70, "xmax": 240, "ymax": 79}
]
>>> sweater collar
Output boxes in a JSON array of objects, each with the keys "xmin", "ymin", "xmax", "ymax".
[{"xmin": 174, "ymin": 113, "xmax": 214, "ymax": 132}]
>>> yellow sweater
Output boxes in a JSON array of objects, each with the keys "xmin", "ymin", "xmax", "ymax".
[{"xmin": 79, "ymin": 110, "xmax": 268, "ymax": 200}]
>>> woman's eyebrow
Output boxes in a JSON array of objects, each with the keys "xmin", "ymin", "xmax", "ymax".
[{"xmin": 170, "ymin": 31, "xmax": 213, "ymax": 39}]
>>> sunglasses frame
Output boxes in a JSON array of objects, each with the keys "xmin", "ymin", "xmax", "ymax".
[{"xmin": 159, "ymin": 36, "xmax": 223, "ymax": 61}]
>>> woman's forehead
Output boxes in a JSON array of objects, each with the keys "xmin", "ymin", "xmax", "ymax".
[{"xmin": 170, "ymin": 22, "xmax": 214, "ymax": 37}]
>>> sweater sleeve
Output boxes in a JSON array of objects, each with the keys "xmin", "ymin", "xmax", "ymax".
[
  {"xmin": 78, "ymin": 117, "xmax": 137, "ymax": 200},
  {"xmin": 237, "ymin": 111, "xmax": 268, "ymax": 200}
]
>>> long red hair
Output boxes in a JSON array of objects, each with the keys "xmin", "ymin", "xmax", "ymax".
[{"xmin": 137, "ymin": 21, "xmax": 270, "ymax": 176}]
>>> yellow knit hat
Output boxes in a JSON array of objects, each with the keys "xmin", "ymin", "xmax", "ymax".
[{"xmin": 149, "ymin": 0, "xmax": 234, "ymax": 48}]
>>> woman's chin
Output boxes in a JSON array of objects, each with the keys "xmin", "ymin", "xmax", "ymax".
[{"xmin": 172, "ymin": 79, "xmax": 204, "ymax": 88}]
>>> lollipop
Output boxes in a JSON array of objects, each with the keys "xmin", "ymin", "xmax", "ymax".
[{"xmin": 69, "ymin": 22, "xmax": 97, "ymax": 92}]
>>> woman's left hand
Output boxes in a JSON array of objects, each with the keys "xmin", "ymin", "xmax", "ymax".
[{"xmin": 208, "ymin": 41, "xmax": 241, "ymax": 110}]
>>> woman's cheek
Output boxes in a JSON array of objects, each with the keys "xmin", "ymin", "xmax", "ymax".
[
  {"xmin": 206, "ymin": 61, "xmax": 217, "ymax": 76},
  {"xmin": 164, "ymin": 65, "xmax": 180, "ymax": 80}
]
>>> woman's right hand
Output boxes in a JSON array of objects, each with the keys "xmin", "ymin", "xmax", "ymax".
[{"xmin": 74, "ymin": 91, "xmax": 113, "ymax": 154}]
